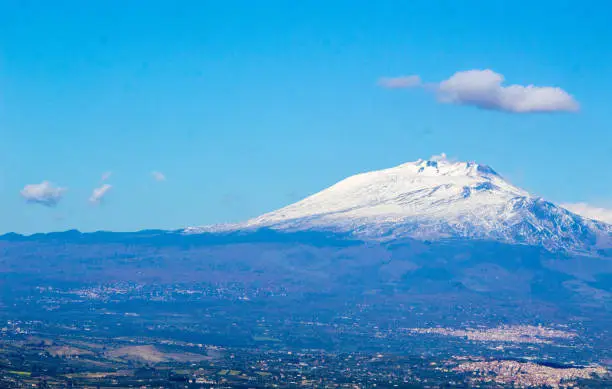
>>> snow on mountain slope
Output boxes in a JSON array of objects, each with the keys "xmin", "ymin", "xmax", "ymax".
[{"xmin": 186, "ymin": 155, "xmax": 612, "ymax": 253}]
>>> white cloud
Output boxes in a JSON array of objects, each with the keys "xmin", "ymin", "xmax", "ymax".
[
  {"xmin": 561, "ymin": 202, "xmax": 612, "ymax": 224},
  {"xmin": 151, "ymin": 171, "xmax": 166, "ymax": 182},
  {"xmin": 378, "ymin": 75, "xmax": 422, "ymax": 89},
  {"xmin": 429, "ymin": 152, "xmax": 448, "ymax": 162},
  {"xmin": 21, "ymin": 181, "xmax": 66, "ymax": 207},
  {"xmin": 380, "ymin": 69, "xmax": 579, "ymax": 113},
  {"xmin": 89, "ymin": 184, "xmax": 112, "ymax": 204},
  {"xmin": 101, "ymin": 171, "xmax": 112, "ymax": 181}
]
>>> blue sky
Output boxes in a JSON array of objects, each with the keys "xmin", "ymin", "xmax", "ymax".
[{"xmin": 2, "ymin": 1, "xmax": 612, "ymax": 234}]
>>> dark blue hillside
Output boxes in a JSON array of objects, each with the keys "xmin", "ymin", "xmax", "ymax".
[{"xmin": 0, "ymin": 228, "xmax": 361, "ymax": 248}]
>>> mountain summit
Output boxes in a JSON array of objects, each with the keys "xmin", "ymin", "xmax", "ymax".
[{"xmin": 188, "ymin": 155, "xmax": 612, "ymax": 253}]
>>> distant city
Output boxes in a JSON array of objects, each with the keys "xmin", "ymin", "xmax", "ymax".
[{"xmin": 0, "ymin": 264, "xmax": 609, "ymax": 388}]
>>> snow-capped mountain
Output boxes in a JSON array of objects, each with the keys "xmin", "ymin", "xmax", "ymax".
[{"xmin": 187, "ymin": 155, "xmax": 612, "ymax": 253}]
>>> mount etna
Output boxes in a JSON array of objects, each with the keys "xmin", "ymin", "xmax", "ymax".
[{"xmin": 187, "ymin": 155, "xmax": 612, "ymax": 254}]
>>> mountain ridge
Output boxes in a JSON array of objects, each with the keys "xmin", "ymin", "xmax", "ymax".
[{"xmin": 186, "ymin": 155, "xmax": 612, "ymax": 254}]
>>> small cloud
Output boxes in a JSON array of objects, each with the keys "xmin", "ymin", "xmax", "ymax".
[
  {"xmin": 20, "ymin": 181, "xmax": 66, "ymax": 207},
  {"xmin": 379, "ymin": 69, "xmax": 579, "ymax": 113},
  {"xmin": 561, "ymin": 202, "xmax": 612, "ymax": 224},
  {"xmin": 429, "ymin": 152, "xmax": 448, "ymax": 162},
  {"xmin": 89, "ymin": 184, "xmax": 112, "ymax": 204},
  {"xmin": 378, "ymin": 75, "xmax": 422, "ymax": 89},
  {"xmin": 151, "ymin": 171, "xmax": 166, "ymax": 182},
  {"xmin": 101, "ymin": 171, "xmax": 112, "ymax": 181}
]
